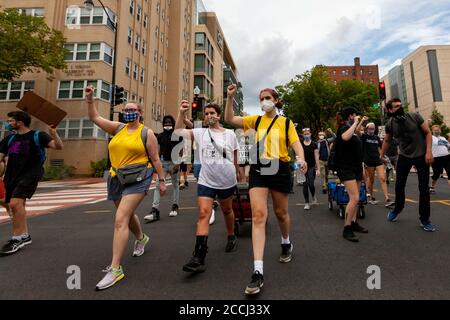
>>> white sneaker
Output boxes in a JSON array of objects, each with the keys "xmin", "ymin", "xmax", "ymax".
[
  {"xmin": 209, "ymin": 209, "xmax": 216, "ymax": 225},
  {"xmin": 132, "ymin": 234, "xmax": 149, "ymax": 257},
  {"xmin": 169, "ymin": 204, "xmax": 179, "ymax": 217},
  {"xmin": 312, "ymin": 197, "xmax": 318, "ymax": 205},
  {"xmin": 304, "ymin": 203, "xmax": 311, "ymax": 210},
  {"xmin": 95, "ymin": 266, "xmax": 125, "ymax": 291}
]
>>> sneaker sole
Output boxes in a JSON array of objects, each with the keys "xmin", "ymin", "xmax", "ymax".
[
  {"xmin": 22, "ymin": 240, "xmax": 32, "ymax": 246},
  {"xmin": 182, "ymin": 265, "xmax": 206, "ymax": 273},
  {"xmin": 343, "ymin": 236, "xmax": 359, "ymax": 243},
  {"xmin": 279, "ymin": 256, "xmax": 293, "ymax": 263},
  {"xmin": 245, "ymin": 283, "xmax": 264, "ymax": 295},
  {"xmin": 225, "ymin": 242, "xmax": 238, "ymax": 253},
  {"xmin": 95, "ymin": 273, "xmax": 125, "ymax": 291}
]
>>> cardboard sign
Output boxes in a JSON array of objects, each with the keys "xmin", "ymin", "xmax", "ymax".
[{"xmin": 16, "ymin": 91, "xmax": 67, "ymax": 126}]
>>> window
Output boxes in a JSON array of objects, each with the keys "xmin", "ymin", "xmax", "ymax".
[
  {"xmin": 0, "ymin": 81, "xmax": 34, "ymax": 101},
  {"xmin": 155, "ymin": 26, "xmax": 159, "ymax": 37},
  {"xmin": 162, "ymin": 10, "xmax": 165, "ymax": 20},
  {"xmin": 139, "ymin": 97, "xmax": 144, "ymax": 105},
  {"xmin": 125, "ymin": 59, "xmax": 130, "ymax": 75},
  {"xmin": 130, "ymin": 0, "xmax": 135, "ymax": 15},
  {"xmin": 360, "ymin": 70, "xmax": 363, "ymax": 75},
  {"xmin": 160, "ymin": 56, "xmax": 163, "ymax": 67},
  {"xmin": 57, "ymin": 80, "xmax": 109, "ymax": 100},
  {"xmin": 427, "ymin": 50, "xmax": 443, "ymax": 102},
  {"xmin": 17, "ymin": 8, "xmax": 44, "ymax": 17},
  {"xmin": 194, "ymin": 76, "xmax": 204, "ymax": 92},
  {"xmin": 161, "ymin": 32, "xmax": 164, "ymax": 44},
  {"xmin": 140, "ymin": 68, "xmax": 145, "ymax": 84},
  {"xmin": 156, "ymin": 2, "xmax": 160, "ymax": 14},
  {"xmin": 153, "ymin": 77, "xmax": 157, "ymax": 88},
  {"xmin": 133, "ymin": 64, "xmax": 138, "ymax": 80},
  {"xmin": 165, "ymin": 61, "xmax": 168, "ymax": 71},
  {"xmin": 137, "ymin": 6, "xmax": 142, "ymax": 21},
  {"xmin": 142, "ymin": 40, "xmax": 146, "ymax": 55},
  {"xmin": 135, "ymin": 33, "xmax": 140, "ymax": 50},
  {"xmin": 158, "ymin": 80, "xmax": 162, "ymax": 91},
  {"xmin": 195, "ymin": 54, "xmax": 205, "ymax": 72},
  {"xmin": 64, "ymin": 43, "xmax": 112, "ymax": 64},
  {"xmin": 128, "ymin": 27, "xmax": 133, "ymax": 45},
  {"xmin": 56, "ymin": 119, "xmax": 107, "ymax": 140},
  {"xmin": 368, "ymin": 70, "xmax": 373, "ymax": 76},
  {"xmin": 164, "ymin": 84, "xmax": 167, "ymax": 94},
  {"xmin": 131, "ymin": 93, "xmax": 137, "ymax": 101},
  {"xmin": 66, "ymin": 7, "xmax": 115, "ymax": 28},
  {"xmin": 144, "ymin": 15, "xmax": 148, "ymax": 28}
]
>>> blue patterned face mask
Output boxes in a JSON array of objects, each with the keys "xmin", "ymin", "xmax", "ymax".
[
  {"xmin": 123, "ymin": 111, "xmax": 139, "ymax": 123},
  {"xmin": 5, "ymin": 122, "xmax": 13, "ymax": 131}
]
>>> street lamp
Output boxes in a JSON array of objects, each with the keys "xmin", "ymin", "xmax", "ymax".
[
  {"xmin": 84, "ymin": 0, "xmax": 118, "ymax": 122},
  {"xmin": 194, "ymin": 86, "xmax": 201, "ymax": 96}
]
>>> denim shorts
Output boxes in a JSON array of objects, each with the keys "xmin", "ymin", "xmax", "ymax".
[
  {"xmin": 107, "ymin": 168, "xmax": 154, "ymax": 201},
  {"xmin": 198, "ymin": 184, "xmax": 236, "ymax": 200}
]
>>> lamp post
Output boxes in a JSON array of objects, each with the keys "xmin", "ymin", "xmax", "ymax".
[{"xmin": 84, "ymin": 0, "xmax": 118, "ymax": 122}]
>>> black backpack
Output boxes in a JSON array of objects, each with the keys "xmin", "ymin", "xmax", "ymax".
[{"xmin": 327, "ymin": 141, "xmax": 338, "ymax": 172}]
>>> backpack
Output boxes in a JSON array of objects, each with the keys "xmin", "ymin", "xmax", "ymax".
[
  {"xmin": 7, "ymin": 131, "xmax": 46, "ymax": 164},
  {"xmin": 327, "ymin": 141, "xmax": 337, "ymax": 172}
]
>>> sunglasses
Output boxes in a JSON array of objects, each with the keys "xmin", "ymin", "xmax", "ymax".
[{"xmin": 387, "ymin": 104, "xmax": 402, "ymax": 110}]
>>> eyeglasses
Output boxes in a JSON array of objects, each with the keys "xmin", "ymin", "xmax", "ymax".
[{"xmin": 123, "ymin": 108, "xmax": 139, "ymax": 112}]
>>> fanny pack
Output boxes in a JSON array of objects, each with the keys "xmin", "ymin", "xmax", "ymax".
[{"xmin": 113, "ymin": 164, "xmax": 149, "ymax": 186}]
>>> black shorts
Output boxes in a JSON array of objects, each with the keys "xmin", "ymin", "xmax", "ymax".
[
  {"xmin": 5, "ymin": 176, "xmax": 40, "ymax": 203},
  {"xmin": 249, "ymin": 162, "xmax": 292, "ymax": 194},
  {"xmin": 337, "ymin": 166, "xmax": 364, "ymax": 182},
  {"xmin": 180, "ymin": 162, "xmax": 188, "ymax": 172},
  {"xmin": 364, "ymin": 161, "xmax": 383, "ymax": 168}
]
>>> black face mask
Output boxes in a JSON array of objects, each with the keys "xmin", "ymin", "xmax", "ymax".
[{"xmin": 388, "ymin": 107, "xmax": 406, "ymax": 121}]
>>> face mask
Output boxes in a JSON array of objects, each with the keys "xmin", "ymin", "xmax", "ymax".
[
  {"xmin": 304, "ymin": 135, "xmax": 311, "ymax": 142},
  {"xmin": 207, "ymin": 117, "xmax": 218, "ymax": 126},
  {"xmin": 261, "ymin": 100, "xmax": 275, "ymax": 113},
  {"xmin": 388, "ymin": 107, "xmax": 406, "ymax": 121},
  {"xmin": 367, "ymin": 129, "xmax": 375, "ymax": 136},
  {"xmin": 346, "ymin": 120, "xmax": 355, "ymax": 126},
  {"xmin": 163, "ymin": 126, "xmax": 173, "ymax": 131},
  {"xmin": 123, "ymin": 111, "xmax": 139, "ymax": 123},
  {"xmin": 5, "ymin": 122, "xmax": 13, "ymax": 131}
]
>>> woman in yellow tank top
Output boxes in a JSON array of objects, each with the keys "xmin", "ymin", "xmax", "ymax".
[
  {"xmin": 225, "ymin": 84, "xmax": 307, "ymax": 296},
  {"xmin": 85, "ymin": 86, "xmax": 166, "ymax": 291}
]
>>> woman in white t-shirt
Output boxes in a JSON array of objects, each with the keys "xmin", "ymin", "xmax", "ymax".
[
  {"xmin": 175, "ymin": 100, "xmax": 239, "ymax": 273},
  {"xmin": 430, "ymin": 125, "xmax": 450, "ymax": 193}
]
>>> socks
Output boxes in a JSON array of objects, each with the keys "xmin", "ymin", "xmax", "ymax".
[
  {"xmin": 12, "ymin": 234, "xmax": 29, "ymax": 241},
  {"xmin": 281, "ymin": 236, "xmax": 290, "ymax": 245},
  {"xmin": 254, "ymin": 260, "xmax": 264, "ymax": 275}
]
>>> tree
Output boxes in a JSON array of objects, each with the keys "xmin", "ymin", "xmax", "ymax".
[
  {"xmin": 278, "ymin": 66, "xmax": 380, "ymax": 134},
  {"xmin": 0, "ymin": 8, "xmax": 67, "ymax": 81},
  {"xmin": 430, "ymin": 108, "xmax": 450, "ymax": 137}
]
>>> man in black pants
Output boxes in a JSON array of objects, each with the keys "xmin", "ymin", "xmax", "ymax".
[{"xmin": 381, "ymin": 99, "xmax": 435, "ymax": 232}]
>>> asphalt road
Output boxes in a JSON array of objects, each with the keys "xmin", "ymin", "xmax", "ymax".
[{"xmin": 1, "ymin": 175, "xmax": 449, "ymax": 300}]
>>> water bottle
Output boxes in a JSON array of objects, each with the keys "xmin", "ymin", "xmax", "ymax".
[{"xmin": 298, "ymin": 171, "xmax": 306, "ymax": 184}]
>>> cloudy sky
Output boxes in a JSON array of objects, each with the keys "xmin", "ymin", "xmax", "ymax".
[{"xmin": 203, "ymin": 0, "xmax": 450, "ymax": 114}]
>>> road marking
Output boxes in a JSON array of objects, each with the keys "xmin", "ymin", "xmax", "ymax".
[
  {"xmin": 84, "ymin": 210, "xmax": 112, "ymax": 214},
  {"xmin": 27, "ymin": 198, "xmax": 96, "ymax": 204}
]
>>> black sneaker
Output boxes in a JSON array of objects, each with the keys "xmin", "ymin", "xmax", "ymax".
[
  {"xmin": 245, "ymin": 271, "xmax": 264, "ymax": 295},
  {"xmin": 279, "ymin": 243, "xmax": 293, "ymax": 263},
  {"xmin": 0, "ymin": 239, "xmax": 24, "ymax": 256},
  {"xmin": 343, "ymin": 226, "xmax": 359, "ymax": 242},
  {"xmin": 225, "ymin": 236, "xmax": 237, "ymax": 253},
  {"xmin": 352, "ymin": 222, "xmax": 368, "ymax": 234},
  {"xmin": 182, "ymin": 255, "xmax": 206, "ymax": 273},
  {"xmin": 185, "ymin": 181, "xmax": 189, "ymax": 187},
  {"xmin": 144, "ymin": 208, "xmax": 160, "ymax": 223},
  {"xmin": 169, "ymin": 204, "xmax": 179, "ymax": 217},
  {"xmin": 21, "ymin": 235, "xmax": 32, "ymax": 246}
]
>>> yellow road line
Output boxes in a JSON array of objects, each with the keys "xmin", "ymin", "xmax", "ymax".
[{"xmin": 84, "ymin": 210, "xmax": 112, "ymax": 214}]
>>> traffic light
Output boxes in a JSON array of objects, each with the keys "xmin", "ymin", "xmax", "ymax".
[
  {"xmin": 113, "ymin": 85, "xmax": 124, "ymax": 106},
  {"xmin": 192, "ymin": 96, "xmax": 202, "ymax": 120},
  {"xmin": 192, "ymin": 97, "xmax": 200, "ymax": 109},
  {"xmin": 379, "ymin": 82, "xmax": 386, "ymax": 100}
]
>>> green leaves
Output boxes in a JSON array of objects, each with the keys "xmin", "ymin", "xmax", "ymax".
[
  {"xmin": 278, "ymin": 66, "xmax": 381, "ymax": 133},
  {"xmin": 0, "ymin": 9, "xmax": 67, "ymax": 81}
]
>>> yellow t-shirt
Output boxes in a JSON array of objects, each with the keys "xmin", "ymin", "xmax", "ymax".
[
  {"xmin": 243, "ymin": 115, "xmax": 299, "ymax": 162},
  {"xmin": 109, "ymin": 124, "xmax": 152, "ymax": 175}
]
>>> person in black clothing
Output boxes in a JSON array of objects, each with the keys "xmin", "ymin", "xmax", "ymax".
[
  {"xmin": 144, "ymin": 115, "xmax": 183, "ymax": 222},
  {"xmin": 301, "ymin": 128, "xmax": 320, "ymax": 210},
  {"xmin": 361, "ymin": 123, "xmax": 391, "ymax": 206},
  {"xmin": 317, "ymin": 131, "xmax": 330, "ymax": 193},
  {"xmin": 334, "ymin": 107, "xmax": 369, "ymax": 242},
  {"xmin": 0, "ymin": 111, "xmax": 63, "ymax": 256},
  {"xmin": 381, "ymin": 98, "xmax": 436, "ymax": 232}
]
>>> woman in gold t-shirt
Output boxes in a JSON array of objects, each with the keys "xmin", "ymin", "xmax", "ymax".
[
  {"xmin": 225, "ymin": 84, "xmax": 307, "ymax": 296},
  {"xmin": 85, "ymin": 86, "xmax": 166, "ymax": 291}
]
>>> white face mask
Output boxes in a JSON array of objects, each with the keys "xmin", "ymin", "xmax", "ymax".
[
  {"xmin": 163, "ymin": 126, "xmax": 173, "ymax": 131},
  {"xmin": 261, "ymin": 100, "xmax": 276, "ymax": 112}
]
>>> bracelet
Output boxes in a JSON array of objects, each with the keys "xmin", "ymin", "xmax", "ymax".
[{"xmin": 159, "ymin": 179, "xmax": 166, "ymax": 182}]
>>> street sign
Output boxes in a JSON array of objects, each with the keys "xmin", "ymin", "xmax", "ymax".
[{"xmin": 373, "ymin": 103, "xmax": 381, "ymax": 109}]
